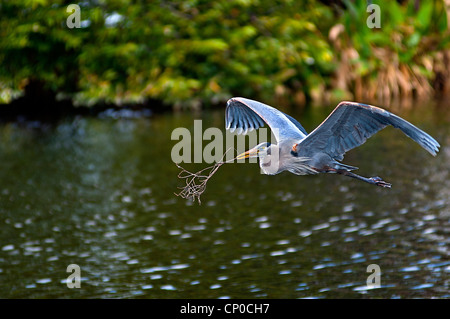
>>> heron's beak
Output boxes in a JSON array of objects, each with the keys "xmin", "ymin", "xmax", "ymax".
[{"xmin": 237, "ymin": 148, "xmax": 259, "ymax": 160}]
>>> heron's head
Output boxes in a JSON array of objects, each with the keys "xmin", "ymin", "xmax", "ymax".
[
  {"xmin": 236, "ymin": 142, "xmax": 272, "ymax": 160},
  {"xmin": 237, "ymin": 142, "xmax": 281, "ymax": 175},
  {"xmin": 237, "ymin": 142, "xmax": 283, "ymax": 175}
]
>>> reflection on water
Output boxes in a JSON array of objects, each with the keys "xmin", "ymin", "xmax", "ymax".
[{"xmin": 0, "ymin": 103, "xmax": 448, "ymax": 298}]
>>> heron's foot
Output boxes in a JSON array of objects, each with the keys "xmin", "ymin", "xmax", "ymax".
[{"xmin": 369, "ymin": 176, "xmax": 392, "ymax": 188}]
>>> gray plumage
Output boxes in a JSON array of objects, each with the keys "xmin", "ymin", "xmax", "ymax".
[{"xmin": 226, "ymin": 97, "xmax": 440, "ymax": 188}]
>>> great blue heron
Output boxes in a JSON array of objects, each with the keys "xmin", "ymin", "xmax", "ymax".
[{"xmin": 226, "ymin": 97, "xmax": 440, "ymax": 188}]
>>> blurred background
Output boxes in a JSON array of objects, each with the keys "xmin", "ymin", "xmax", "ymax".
[
  {"xmin": 2, "ymin": 0, "xmax": 450, "ymax": 110},
  {"xmin": 0, "ymin": 0, "xmax": 449, "ymax": 299}
]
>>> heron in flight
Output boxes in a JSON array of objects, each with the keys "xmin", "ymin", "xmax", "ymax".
[{"xmin": 226, "ymin": 98, "xmax": 440, "ymax": 188}]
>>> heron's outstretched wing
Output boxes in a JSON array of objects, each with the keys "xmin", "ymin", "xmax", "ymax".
[
  {"xmin": 297, "ymin": 101, "xmax": 440, "ymax": 161},
  {"xmin": 226, "ymin": 97, "xmax": 307, "ymax": 142}
]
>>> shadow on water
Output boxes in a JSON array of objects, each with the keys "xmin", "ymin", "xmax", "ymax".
[{"xmin": 0, "ymin": 102, "xmax": 448, "ymax": 298}]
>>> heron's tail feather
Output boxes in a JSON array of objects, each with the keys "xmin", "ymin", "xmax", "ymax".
[{"xmin": 287, "ymin": 157, "xmax": 318, "ymax": 175}]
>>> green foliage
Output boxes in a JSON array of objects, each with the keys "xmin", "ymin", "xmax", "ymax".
[
  {"xmin": 0, "ymin": 0, "xmax": 449, "ymax": 107},
  {"xmin": 331, "ymin": 0, "xmax": 450, "ymax": 101}
]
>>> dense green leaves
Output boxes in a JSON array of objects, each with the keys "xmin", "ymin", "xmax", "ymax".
[{"xmin": 0, "ymin": 0, "xmax": 449, "ymax": 107}]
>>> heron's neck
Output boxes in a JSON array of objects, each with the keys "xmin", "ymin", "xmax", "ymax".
[{"xmin": 259, "ymin": 146, "xmax": 281, "ymax": 175}]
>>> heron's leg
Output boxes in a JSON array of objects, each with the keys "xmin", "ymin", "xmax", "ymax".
[{"xmin": 334, "ymin": 169, "xmax": 392, "ymax": 188}]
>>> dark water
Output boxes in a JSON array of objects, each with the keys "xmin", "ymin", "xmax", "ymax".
[{"xmin": 0, "ymin": 103, "xmax": 448, "ymax": 298}]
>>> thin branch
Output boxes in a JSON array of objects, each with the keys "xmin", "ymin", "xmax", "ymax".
[{"xmin": 175, "ymin": 148, "xmax": 236, "ymax": 204}]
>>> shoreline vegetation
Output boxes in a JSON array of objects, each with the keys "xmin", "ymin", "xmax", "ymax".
[{"xmin": 1, "ymin": 0, "xmax": 450, "ymax": 119}]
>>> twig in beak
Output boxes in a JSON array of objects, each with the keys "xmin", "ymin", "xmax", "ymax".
[{"xmin": 175, "ymin": 148, "xmax": 236, "ymax": 204}]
